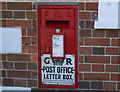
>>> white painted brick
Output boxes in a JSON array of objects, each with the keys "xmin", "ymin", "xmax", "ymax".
[
  {"xmin": 0, "ymin": 86, "xmax": 31, "ymax": 91},
  {"xmin": 95, "ymin": 0, "xmax": 120, "ymax": 29},
  {"xmin": 0, "ymin": 27, "xmax": 22, "ymax": 53}
]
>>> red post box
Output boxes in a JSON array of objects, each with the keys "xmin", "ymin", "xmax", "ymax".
[{"xmin": 36, "ymin": 2, "xmax": 79, "ymax": 88}]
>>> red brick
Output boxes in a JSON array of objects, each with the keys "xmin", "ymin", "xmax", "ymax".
[
  {"xmin": 26, "ymin": 11, "xmax": 36, "ymax": 19},
  {"xmin": 117, "ymin": 82, "xmax": 120, "ymax": 90},
  {"xmin": 3, "ymin": 62, "xmax": 13, "ymax": 69},
  {"xmin": 15, "ymin": 62, "xmax": 27, "ymax": 70},
  {"xmin": 80, "ymin": 30, "xmax": 91, "ymax": 37},
  {"xmin": 15, "ymin": 79, "xmax": 26, "ymax": 87},
  {"xmin": 7, "ymin": 70, "xmax": 31, "ymax": 78},
  {"xmin": 111, "ymin": 74, "xmax": 120, "ymax": 81},
  {"xmin": 79, "ymin": 56, "xmax": 83, "ymax": 63},
  {"xmin": 27, "ymin": 80, "xmax": 37, "ymax": 87},
  {"xmin": 93, "ymin": 47, "xmax": 104, "ymax": 55},
  {"xmin": 27, "ymin": 28, "xmax": 37, "ymax": 36},
  {"xmin": 104, "ymin": 82, "xmax": 116, "ymax": 90},
  {"xmin": 79, "ymin": 12, "xmax": 91, "ymax": 20},
  {"xmin": 32, "ymin": 71, "xmax": 37, "ymax": 79},
  {"xmin": 33, "ymin": 3, "xmax": 36, "ymax": 10},
  {"xmin": 93, "ymin": 30, "xmax": 105, "ymax": 37},
  {"xmin": 3, "ymin": 78, "xmax": 14, "ymax": 86},
  {"xmin": 86, "ymin": 21, "xmax": 94, "ymax": 28},
  {"xmin": 2, "ymin": 11, "xmax": 12, "ymax": 18},
  {"xmin": 22, "ymin": 46, "xmax": 28, "ymax": 53},
  {"xmin": 111, "ymin": 39, "xmax": 120, "ymax": 46},
  {"xmin": 28, "ymin": 62, "xmax": 37, "ymax": 70},
  {"xmin": 118, "ymin": 65, "xmax": 120, "ymax": 72},
  {"xmin": 32, "ymin": 54, "xmax": 37, "ymax": 63},
  {"xmin": 106, "ymin": 65, "xmax": 118, "ymax": 72},
  {"xmin": 32, "ymin": 37, "xmax": 37, "ymax": 45},
  {"xmin": 14, "ymin": 11, "xmax": 25, "ymax": 19},
  {"xmin": 85, "ymin": 56, "xmax": 110, "ymax": 64},
  {"xmin": 84, "ymin": 73, "xmax": 109, "ymax": 80},
  {"xmin": 22, "ymin": 28, "xmax": 26, "ymax": 36},
  {"xmin": 92, "ymin": 65, "xmax": 104, "ymax": 72},
  {"xmin": 79, "ymin": 3, "xmax": 84, "ymax": 10},
  {"xmin": 106, "ymin": 48, "xmax": 118, "ymax": 55},
  {"xmin": 79, "ymin": 73, "xmax": 83, "ymax": 80},
  {"xmin": 1, "ymin": 2, "xmax": 6, "ymax": 10},
  {"xmin": 7, "ymin": 54, "xmax": 31, "ymax": 62},
  {"xmin": 28, "ymin": 46, "xmax": 37, "ymax": 53},
  {"xmin": 7, "ymin": 2, "xmax": 32, "ymax": 10},
  {"xmin": 106, "ymin": 30, "xmax": 118, "ymax": 37},
  {"xmin": 79, "ymin": 20, "xmax": 85, "ymax": 28},
  {"xmin": 22, "ymin": 37, "xmax": 31, "ymax": 45},
  {"xmin": 2, "ymin": 54, "xmax": 6, "ymax": 61},
  {"xmin": 0, "ymin": 2, "xmax": 2, "ymax": 10},
  {"xmin": 92, "ymin": 12, "xmax": 98, "ymax": 20},
  {"xmin": 2, "ymin": 70, "xmax": 6, "ymax": 77},
  {"xmin": 0, "ymin": 62, "xmax": 1, "ymax": 70},
  {"xmin": 111, "ymin": 56, "xmax": 120, "ymax": 64},
  {"xmin": 1, "ymin": 20, "xmax": 6, "ymax": 27},
  {"xmin": 80, "ymin": 47, "xmax": 91, "ymax": 55},
  {"xmin": 33, "ymin": 20, "xmax": 37, "ymax": 28},
  {"xmin": 5, "ymin": 20, "xmax": 32, "ymax": 28},
  {"xmin": 79, "ymin": 38, "xmax": 83, "ymax": 45},
  {"xmin": 86, "ymin": 3, "xmax": 98, "ymax": 11},
  {"xmin": 79, "ymin": 64, "xmax": 91, "ymax": 72},
  {"xmin": 85, "ymin": 38, "xmax": 110, "ymax": 46},
  {"xmin": 0, "ymin": 54, "xmax": 1, "ymax": 60},
  {"xmin": 0, "ymin": 72, "xmax": 1, "ymax": 77}
]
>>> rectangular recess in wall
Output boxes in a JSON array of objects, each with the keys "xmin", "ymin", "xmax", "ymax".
[{"xmin": 0, "ymin": 27, "xmax": 22, "ymax": 53}]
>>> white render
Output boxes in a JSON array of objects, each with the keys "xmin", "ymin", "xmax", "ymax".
[
  {"xmin": 0, "ymin": 27, "xmax": 22, "ymax": 53},
  {"xmin": 94, "ymin": 0, "xmax": 120, "ymax": 29},
  {"xmin": 0, "ymin": 86, "xmax": 31, "ymax": 92}
]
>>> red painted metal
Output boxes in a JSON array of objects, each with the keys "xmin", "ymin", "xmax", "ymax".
[{"xmin": 37, "ymin": 5, "xmax": 78, "ymax": 88}]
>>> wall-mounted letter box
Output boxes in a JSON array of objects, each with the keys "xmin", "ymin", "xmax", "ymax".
[{"xmin": 36, "ymin": 2, "xmax": 79, "ymax": 88}]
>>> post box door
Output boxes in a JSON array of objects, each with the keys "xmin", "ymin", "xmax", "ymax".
[
  {"xmin": 39, "ymin": 28, "xmax": 78, "ymax": 88},
  {"xmin": 40, "ymin": 28, "xmax": 55, "ymax": 54},
  {"xmin": 62, "ymin": 29, "xmax": 76, "ymax": 54}
]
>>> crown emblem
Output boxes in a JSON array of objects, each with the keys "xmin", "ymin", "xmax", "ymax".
[{"xmin": 52, "ymin": 59, "xmax": 64, "ymax": 66}]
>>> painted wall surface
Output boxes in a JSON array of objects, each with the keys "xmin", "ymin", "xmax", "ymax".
[
  {"xmin": 95, "ymin": 0, "xmax": 120, "ymax": 29},
  {"xmin": 0, "ymin": 28, "xmax": 22, "ymax": 53},
  {"xmin": 0, "ymin": 86, "xmax": 31, "ymax": 91}
]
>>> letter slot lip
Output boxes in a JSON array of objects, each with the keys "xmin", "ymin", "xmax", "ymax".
[{"xmin": 45, "ymin": 19, "xmax": 71, "ymax": 28}]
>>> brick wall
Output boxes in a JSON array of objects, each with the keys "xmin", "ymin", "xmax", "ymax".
[
  {"xmin": 79, "ymin": 2, "xmax": 120, "ymax": 90},
  {"xmin": 1, "ymin": 2, "xmax": 37, "ymax": 87},
  {"xmin": 0, "ymin": 1, "xmax": 120, "ymax": 91}
]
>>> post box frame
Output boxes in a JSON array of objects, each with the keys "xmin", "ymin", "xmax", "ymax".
[{"xmin": 35, "ymin": 2, "xmax": 79, "ymax": 89}]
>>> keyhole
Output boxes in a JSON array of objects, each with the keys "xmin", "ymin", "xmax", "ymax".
[{"xmin": 45, "ymin": 46, "xmax": 46, "ymax": 51}]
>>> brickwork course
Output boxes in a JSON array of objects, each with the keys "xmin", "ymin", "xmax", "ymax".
[{"xmin": 0, "ymin": 0, "xmax": 120, "ymax": 91}]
